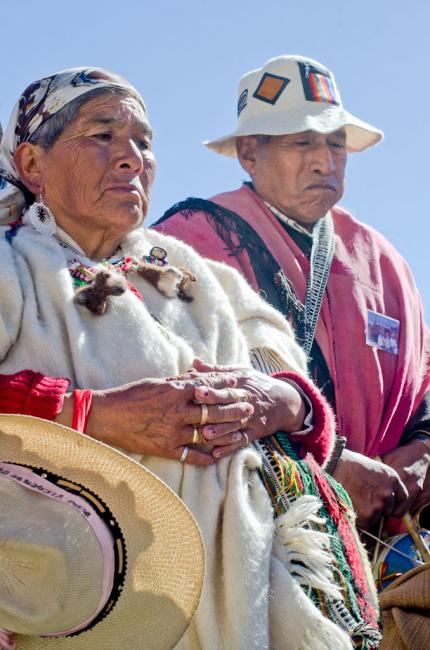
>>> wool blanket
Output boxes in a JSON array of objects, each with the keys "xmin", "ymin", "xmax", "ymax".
[
  {"xmin": 0, "ymin": 220, "xmax": 375, "ymax": 648},
  {"xmin": 155, "ymin": 184, "xmax": 430, "ymax": 457}
]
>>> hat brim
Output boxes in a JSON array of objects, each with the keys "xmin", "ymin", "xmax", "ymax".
[
  {"xmin": 0, "ymin": 415, "xmax": 204, "ymax": 650},
  {"xmin": 204, "ymin": 104, "xmax": 383, "ymax": 157}
]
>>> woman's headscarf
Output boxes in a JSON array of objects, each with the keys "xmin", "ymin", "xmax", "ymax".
[{"xmin": 0, "ymin": 67, "xmax": 147, "ymax": 224}]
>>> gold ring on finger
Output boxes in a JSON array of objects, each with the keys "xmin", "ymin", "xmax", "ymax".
[
  {"xmin": 200, "ymin": 403, "xmax": 209, "ymax": 426},
  {"xmin": 192, "ymin": 425, "xmax": 200, "ymax": 445},
  {"xmin": 242, "ymin": 432, "xmax": 250, "ymax": 446}
]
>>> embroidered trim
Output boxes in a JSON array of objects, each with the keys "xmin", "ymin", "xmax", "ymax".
[
  {"xmin": 5, "ymin": 462, "xmax": 127, "ymax": 638},
  {"xmin": 267, "ymin": 203, "xmax": 313, "ymax": 238},
  {"xmin": 303, "ymin": 215, "xmax": 335, "ymax": 357},
  {"xmin": 268, "ymin": 203, "xmax": 335, "ymax": 357}
]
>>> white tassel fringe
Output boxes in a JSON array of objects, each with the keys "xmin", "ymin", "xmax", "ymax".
[{"xmin": 274, "ymin": 494, "xmax": 342, "ymax": 600}]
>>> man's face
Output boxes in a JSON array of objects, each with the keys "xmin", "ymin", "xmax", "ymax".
[{"xmin": 236, "ymin": 129, "xmax": 347, "ymax": 228}]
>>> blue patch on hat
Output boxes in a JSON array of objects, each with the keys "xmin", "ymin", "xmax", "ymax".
[{"xmin": 237, "ymin": 89, "xmax": 248, "ymax": 116}]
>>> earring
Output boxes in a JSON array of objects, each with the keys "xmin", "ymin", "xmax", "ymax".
[{"xmin": 28, "ymin": 192, "xmax": 56, "ymax": 235}]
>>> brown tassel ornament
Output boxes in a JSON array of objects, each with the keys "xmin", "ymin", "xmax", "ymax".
[{"xmin": 74, "ymin": 270, "xmax": 128, "ymax": 315}]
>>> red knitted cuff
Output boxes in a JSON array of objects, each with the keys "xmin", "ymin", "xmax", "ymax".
[
  {"xmin": 72, "ymin": 389, "xmax": 93, "ymax": 433},
  {"xmin": 272, "ymin": 371, "xmax": 336, "ymax": 468},
  {"xmin": 0, "ymin": 370, "xmax": 70, "ymax": 420}
]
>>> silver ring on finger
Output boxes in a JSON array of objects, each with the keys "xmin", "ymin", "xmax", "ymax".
[
  {"xmin": 179, "ymin": 446, "xmax": 190, "ymax": 463},
  {"xmin": 242, "ymin": 432, "xmax": 250, "ymax": 446},
  {"xmin": 200, "ymin": 403, "xmax": 209, "ymax": 426}
]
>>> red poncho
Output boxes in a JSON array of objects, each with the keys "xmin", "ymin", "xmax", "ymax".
[{"xmin": 155, "ymin": 184, "xmax": 430, "ymax": 457}]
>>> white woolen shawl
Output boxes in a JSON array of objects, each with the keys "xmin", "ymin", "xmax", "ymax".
[
  {"xmin": 0, "ymin": 225, "xmax": 305, "ymax": 383},
  {"xmin": 0, "ymin": 223, "xmax": 352, "ymax": 649}
]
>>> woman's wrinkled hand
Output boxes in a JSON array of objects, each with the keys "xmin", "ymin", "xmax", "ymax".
[
  {"xmin": 57, "ymin": 359, "xmax": 306, "ymax": 466},
  {"xmin": 78, "ymin": 373, "xmax": 254, "ymax": 466},
  {"xmin": 190, "ymin": 359, "xmax": 306, "ymax": 460}
]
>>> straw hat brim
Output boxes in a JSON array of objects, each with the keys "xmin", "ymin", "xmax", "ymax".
[
  {"xmin": 204, "ymin": 105, "xmax": 383, "ymax": 157},
  {"xmin": 0, "ymin": 414, "xmax": 204, "ymax": 650},
  {"xmin": 379, "ymin": 562, "xmax": 430, "ymax": 605}
]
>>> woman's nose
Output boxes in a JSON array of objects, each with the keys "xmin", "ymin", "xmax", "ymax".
[{"xmin": 114, "ymin": 139, "xmax": 144, "ymax": 174}]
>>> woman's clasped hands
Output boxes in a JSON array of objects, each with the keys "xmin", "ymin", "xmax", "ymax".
[{"xmin": 62, "ymin": 359, "xmax": 305, "ymax": 466}]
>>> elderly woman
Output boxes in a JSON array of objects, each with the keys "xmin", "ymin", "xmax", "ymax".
[{"xmin": 0, "ymin": 68, "xmax": 379, "ymax": 650}]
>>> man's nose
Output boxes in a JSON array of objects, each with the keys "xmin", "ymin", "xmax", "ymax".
[
  {"xmin": 114, "ymin": 139, "xmax": 144, "ymax": 174},
  {"xmin": 309, "ymin": 144, "xmax": 336, "ymax": 175}
]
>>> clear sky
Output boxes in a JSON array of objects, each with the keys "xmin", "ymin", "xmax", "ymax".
[{"xmin": 2, "ymin": 0, "xmax": 429, "ymax": 317}]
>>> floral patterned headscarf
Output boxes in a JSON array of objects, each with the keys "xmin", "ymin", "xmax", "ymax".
[{"xmin": 0, "ymin": 67, "xmax": 147, "ymax": 224}]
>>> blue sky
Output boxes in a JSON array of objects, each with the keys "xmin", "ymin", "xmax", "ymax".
[{"xmin": 2, "ymin": 0, "xmax": 429, "ymax": 317}]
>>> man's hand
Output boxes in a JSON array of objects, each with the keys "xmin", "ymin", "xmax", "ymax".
[
  {"xmin": 381, "ymin": 439, "xmax": 430, "ymax": 515},
  {"xmin": 333, "ymin": 448, "xmax": 409, "ymax": 531}
]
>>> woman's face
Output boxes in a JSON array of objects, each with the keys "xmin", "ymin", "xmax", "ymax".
[{"xmin": 32, "ymin": 93, "xmax": 156, "ymax": 238}]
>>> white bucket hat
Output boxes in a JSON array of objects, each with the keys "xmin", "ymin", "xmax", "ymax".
[
  {"xmin": 0, "ymin": 415, "xmax": 204, "ymax": 650},
  {"xmin": 205, "ymin": 54, "xmax": 383, "ymax": 157}
]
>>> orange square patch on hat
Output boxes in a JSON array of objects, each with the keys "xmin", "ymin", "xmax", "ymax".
[{"xmin": 253, "ymin": 72, "xmax": 290, "ymax": 105}]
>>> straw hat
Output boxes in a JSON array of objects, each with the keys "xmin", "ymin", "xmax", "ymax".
[
  {"xmin": 0, "ymin": 414, "xmax": 204, "ymax": 649},
  {"xmin": 205, "ymin": 54, "xmax": 383, "ymax": 157},
  {"xmin": 379, "ymin": 563, "xmax": 430, "ymax": 649}
]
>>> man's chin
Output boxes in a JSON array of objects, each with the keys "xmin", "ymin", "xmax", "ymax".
[
  {"xmin": 302, "ymin": 199, "xmax": 339, "ymax": 221},
  {"xmin": 289, "ymin": 208, "xmax": 332, "ymax": 231}
]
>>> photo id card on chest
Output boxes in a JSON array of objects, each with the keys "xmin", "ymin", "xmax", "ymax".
[{"xmin": 366, "ymin": 309, "xmax": 400, "ymax": 355}]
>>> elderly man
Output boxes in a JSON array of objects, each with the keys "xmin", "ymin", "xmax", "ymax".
[{"xmin": 155, "ymin": 54, "xmax": 430, "ymax": 532}]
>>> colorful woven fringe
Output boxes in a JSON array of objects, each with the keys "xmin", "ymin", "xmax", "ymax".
[{"xmin": 258, "ymin": 433, "xmax": 381, "ymax": 649}]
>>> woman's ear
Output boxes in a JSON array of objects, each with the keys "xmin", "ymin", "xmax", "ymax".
[
  {"xmin": 236, "ymin": 136, "xmax": 259, "ymax": 177},
  {"xmin": 13, "ymin": 142, "xmax": 45, "ymax": 196}
]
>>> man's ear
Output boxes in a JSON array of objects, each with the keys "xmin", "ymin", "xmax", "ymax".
[
  {"xmin": 13, "ymin": 142, "xmax": 45, "ymax": 196},
  {"xmin": 236, "ymin": 136, "xmax": 259, "ymax": 177}
]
